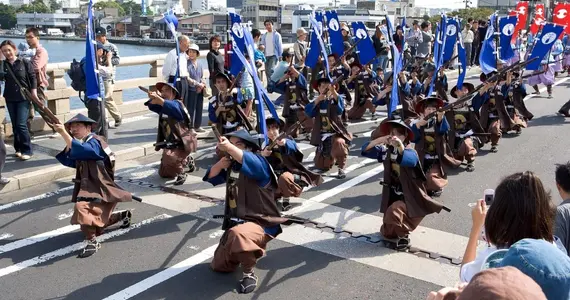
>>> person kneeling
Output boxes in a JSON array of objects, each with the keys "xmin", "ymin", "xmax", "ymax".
[
  {"xmin": 204, "ymin": 129, "xmax": 288, "ymax": 294},
  {"xmin": 55, "ymin": 114, "xmax": 133, "ymax": 258}
]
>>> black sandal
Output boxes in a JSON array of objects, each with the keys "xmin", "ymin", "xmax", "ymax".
[
  {"xmin": 120, "ymin": 210, "xmax": 132, "ymax": 229},
  {"xmin": 186, "ymin": 155, "xmax": 196, "ymax": 173},
  {"xmin": 78, "ymin": 240, "xmax": 101, "ymax": 258},
  {"xmin": 239, "ymin": 272, "xmax": 258, "ymax": 294},
  {"xmin": 174, "ymin": 173, "xmax": 187, "ymax": 185}
]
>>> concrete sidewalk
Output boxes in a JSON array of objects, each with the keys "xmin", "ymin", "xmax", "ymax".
[{"xmin": 0, "ymin": 66, "xmax": 481, "ymax": 194}]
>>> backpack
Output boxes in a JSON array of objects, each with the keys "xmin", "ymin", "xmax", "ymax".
[{"xmin": 68, "ymin": 58, "xmax": 86, "ymax": 95}]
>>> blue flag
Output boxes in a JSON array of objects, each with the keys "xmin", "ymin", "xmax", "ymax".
[
  {"xmin": 352, "ymin": 21, "xmax": 376, "ymax": 65},
  {"xmin": 457, "ymin": 19, "xmax": 467, "ymax": 90},
  {"xmin": 479, "ymin": 14, "xmax": 497, "ymax": 74},
  {"xmin": 306, "ymin": 11, "xmax": 324, "ymax": 70},
  {"xmin": 428, "ymin": 15, "xmax": 447, "ymax": 96},
  {"xmin": 84, "ymin": 0, "xmax": 101, "ymax": 100},
  {"xmin": 308, "ymin": 11, "xmax": 331, "ymax": 80},
  {"xmin": 499, "ymin": 15, "xmax": 517, "ymax": 61},
  {"xmin": 163, "ymin": 10, "xmax": 179, "ymax": 84},
  {"xmin": 386, "ymin": 16, "xmax": 402, "ymax": 118},
  {"xmin": 526, "ymin": 23, "xmax": 565, "ymax": 70},
  {"xmin": 229, "ymin": 12, "xmax": 245, "ymax": 76},
  {"xmin": 325, "ymin": 11, "xmax": 344, "ymax": 58},
  {"xmin": 443, "ymin": 17, "xmax": 458, "ymax": 64}
]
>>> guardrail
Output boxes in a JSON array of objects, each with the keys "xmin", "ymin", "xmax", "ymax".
[{"xmin": 0, "ymin": 43, "xmax": 294, "ymax": 136}]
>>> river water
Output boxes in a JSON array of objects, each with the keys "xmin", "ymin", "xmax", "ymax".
[{"xmin": 3, "ymin": 38, "xmax": 209, "ymax": 110}]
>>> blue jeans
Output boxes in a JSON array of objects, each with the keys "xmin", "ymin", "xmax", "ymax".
[
  {"xmin": 377, "ymin": 55, "xmax": 389, "ymax": 71},
  {"xmin": 187, "ymin": 90, "xmax": 204, "ymax": 129},
  {"xmin": 6, "ymin": 101, "xmax": 32, "ymax": 155},
  {"xmin": 265, "ymin": 55, "xmax": 278, "ymax": 85}
]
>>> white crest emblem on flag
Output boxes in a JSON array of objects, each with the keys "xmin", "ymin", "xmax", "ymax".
[
  {"xmin": 502, "ymin": 23, "xmax": 515, "ymax": 36},
  {"xmin": 329, "ymin": 18, "xmax": 339, "ymax": 32},
  {"xmin": 556, "ymin": 9, "xmax": 568, "ymax": 20},
  {"xmin": 517, "ymin": 6, "xmax": 526, "ymax": 15},
  {"xmin": 356, "ymin": 28, "xmax": 367, "ymax": 39},
  {"xmin": 542, "ymin": 32, "xmax": 557, "ymax": 45},
  {"xmin": 446, "ymin": 24, "xmax": 457, "ymax": 37},
  {"xmin": 232, "ymin": 22, "xmax": 244, "ymax": 38}
]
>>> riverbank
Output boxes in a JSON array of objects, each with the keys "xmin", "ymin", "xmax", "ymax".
[{"xmin": 0, "ymin": 34, "xmax": 207, "ymax": 48}]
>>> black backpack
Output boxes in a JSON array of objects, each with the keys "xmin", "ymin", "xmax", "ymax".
[{"xmin": 68, "ymin": 58, "xmax": 86, "ymax": 99}]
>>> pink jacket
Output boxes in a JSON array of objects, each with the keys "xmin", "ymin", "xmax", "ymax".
[{"xmin": 31, "ymin": 44, "xmax": 49, "ymax": 88}]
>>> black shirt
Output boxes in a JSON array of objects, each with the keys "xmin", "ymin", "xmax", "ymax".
[
  {"xmin": 3, "ymin": 58, "xmax": 37, "ymax": 102},
  {"xmin": 207, "ymin": 50, "xmax": 225, "ymax": 79}
]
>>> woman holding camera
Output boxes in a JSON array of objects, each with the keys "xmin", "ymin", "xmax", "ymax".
[{"xmin": 460, "ymin": 171, "xmax": 567, "ymax": 282}]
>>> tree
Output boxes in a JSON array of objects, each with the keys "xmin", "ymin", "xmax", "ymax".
[
  {"xmin": 49, "ymin": 0, "xmax": 62, "ymax": 12},
  {"xmin": 18, "ymin": 0, "xmax": 51, "ymax": 13},
  {"xmin": 428, "ymin": 7, "xmax": 494, "ymax": 29},
  {"xmin": 94, "ymin": 0, "xmax": 126, "ymax": 16},
  {"xmin": 120, "ymin": 1, "xmax": 154, "ymax": 16},
  {"xmin": 0, "ymin": 4, "xmax": 17, "ymax": 29}
]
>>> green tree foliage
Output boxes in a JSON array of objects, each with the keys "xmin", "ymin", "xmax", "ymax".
[
  {"xmin": 120, "ymin": 1, "xmax": 154, "ymax": 16},
  {"xmin": 19, "ymin": 0, "xmax": 51, "ymax": 13},
  {"xmin": 428, "ymin": 7, "xmax": 494, "ymax": 30},
  {"xmin": 94, "ymin": 0, "xmax": 126, "ymax": 16},
  {"xmin": 0, "ymin": 4, "xmax": 17, "ymax": 29},
  {"xmin": 49, "ymin": 0, "xmax": 62, "ymax": 12}
]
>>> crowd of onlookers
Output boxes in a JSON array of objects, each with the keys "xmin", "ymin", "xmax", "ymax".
[{"xmin": 426, "ymin": 163, "xmax": 570, "ymax": 299}]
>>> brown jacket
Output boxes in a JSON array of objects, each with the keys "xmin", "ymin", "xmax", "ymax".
[
  {"xmin": 381, "ymin": 145, "xmax": 444, "ymax": 218},
  {"xmin": 224, "ymin": 154, "xmax": 288, "ymax": 231},
  {"xmin": 414, "ymin": 119, "xmax": 462, "ymax": 176},
  {"xmin": 309, "ymin": 96, "xmax": 352, "ymax": 147},
  {"xmin": 66, "ymin": 135, "xmax": 132, "ymax": 203},
  {"xmin": 447, "ymin": 108, "xmax": 487, "ymax": 148},
  {"xmin": 268, "ymin": 141, "xmax": 324, "ymax": 187},
  {"xmin": 155, "ymin": 99, "xmax": 198, "ymax": 153},
  {"xmin": 282, "ymin": 77, "xmax": 309, "ymax": 118},
  {"xmin": 479, "ymin": 89, "xmax": 514, "ymax": 130},
  {"xmin": 353, "ymin": 71, "xmax": 375, "ymax": 106}
]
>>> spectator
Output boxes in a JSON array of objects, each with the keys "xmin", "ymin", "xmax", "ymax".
[
  {"xmin": 1, "ymin": 39, "xmax": 39, "ymax": 161},
  {"xmin": 460, "ymin": 171, "xmax": 565, "ymax": 282},
  {"xmin": 0, "ymin": 124, "xmax": 8, "ymax": 184},
  {"xmin": 416, "ymin": 21, "xmax": 433, "ymax": 59},
  {"xmin": 341, "ymin": 23, "xmax": 354, "ymax": 45},
  {"xmin": 293, "ymin": 27, "xmax": 308, "ymax": 68},
  {"xmin": 260, "ymin": 20, "xmax": 283, "ymax": 86},
  {"xmin": 372, "ymin": 27, "xmax": 390, "ymax": 71},
  {"xmin": 186, "ymin": 43, "xmax": 206, "ymax": 132},
  {"xmin": 206, "ymin": 35, "xmax": 224, "ymax": 97},
  {"xmin": 482, "ymin": 239, "xmax": 570, "ymax": 299},
  {"xmin": 470, "ymin": 20, "xmax": 479, "ymax": 66},
  {"xmin": 269, "ymin": 50, "xmax": 294, "ymax": 106},
  {"xmin": 405, "ymin": 20, "xmax": 423, "ymax": 59},
  {"xmin": 393, "ymin": 25, "xmax": 404, "ymax": 53},
  {"xmin": 555, "ymin": 162, "xmax": 570, "ymax": 255},
  {"xmin": 462, "ymin": 23, "xmax": 474, "ymax": 67},
  {"xmin": 251, "ymin": 29, "xmax": 266, "ymax": 68},
  {"xmin": 474, "ymin": 20, "xmax": 487, "ymax": 66},
  {"xmin": 95, "ymin": 27, "xmax": 122, "ymax": 127},
  {"xmin": 426, "ymin": 267, "xmax": 547, "ymax": 300}
]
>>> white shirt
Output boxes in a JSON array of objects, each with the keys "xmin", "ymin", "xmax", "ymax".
[
  {"xmin": 162, "ymin": 48, "xmax": 189, "ymax": 81},
  {"xmin": 265, "ymin": 32, "xmax": 275, "ymax": 57}
]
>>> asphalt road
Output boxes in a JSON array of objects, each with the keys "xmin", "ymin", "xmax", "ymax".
[{"xmin": 1, "ymin": 73, "xmax": 569, "ymax": 300}]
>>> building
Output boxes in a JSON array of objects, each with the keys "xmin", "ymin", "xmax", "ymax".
[
  {"xmin": 280, "ymin": 4, "xmax": 311, "ymax": 43},
  {"xmin": 176, "ymin": 11, "xmax": 228, "ymax": 43},
  {"xmin": 227, "ymin": 0, "xmax": 243, "ymax": 9},
  {"xmin": 476, "ymin": 0, "xmax": 543, "ymax": 13},
  {"xmin": 9, "ymin": 0, "xmax": 30, "ymax": 6},
  {"xmin": 16, "ymin": 13, "xmax": 82, "ymax": 32},
  {"xmin": 151, "ymin": 0, "xmax": 185, "ymax": 15},
  {"xmin": 356, "ymin": 0, "xmax": 415, "ymax": 18},
  {"xmin": 60, "ymin": 0, "xmax": 80, "ymax": 9},
  {"xmin": 292, "ymin": 9, "xmax": 390, "ymax": 32},
  {"xmin": 240, "ymin": 0, "xmax": 280, "ymax": 31},
  {"xmin": 190, "ymin": 0, "xmax": 208, "ymax": 11}
]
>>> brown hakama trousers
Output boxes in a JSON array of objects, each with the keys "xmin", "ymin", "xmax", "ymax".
[
  {"xmin": 454, "ymin": 137, "xmax": 477, "ymax": 163},
  {"xmin": 276, "ymin": 172, "xmax": 304, "ymax": 198},
  {"xmin": 71, "ymin": 201, "xmax": 123, "ymax": 240},
  {"xmin": 488, "ymin": 119, "xmax": 501, "ymax": 145},
  {"xmin": 314, "ymin": 136, "xmax": 348, "ymax": 170},
  {"xmin": 347, "ymin": 99, "xmax": 375, "ymax": 120},
  {"xmin": 211, "ymin": 222, "xmax": 273, "ymax": 273},
  {"xmin": 159, "ymin": 148, "xmax": 190, "ymax": 178},
  {"xmin": 381, "ymin": 201, "xmax": 424, "ymax": 239},
  {"xmin": 426, "ymin": 163, "xmax": 448, "ymax": 191}
]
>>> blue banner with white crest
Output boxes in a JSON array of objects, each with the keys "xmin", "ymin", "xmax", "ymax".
[
  {"xmin": 351, "ymin": 21, "xmax": 376, "ymax": 65},
  {"xmin": 325, "ymin": 10, "xmax": 344, "ymax": 58},
  {"xmin": 386, "ymin": 16, "xmax": 402, "ymax": 118},
  {"xmin": 443, "ymin": 17, "xmax": 458, "ymax": 64},
  {"xmin": 85, "ymin": 0, "xmax": 101, "ymax": 100},
  {"xmin": 479, "ymin": 13, "xmax": 497, "ymax": 74},
  {"xmin": 229, "ymin": 12, "xmax": 245, "ymax": 76},
  {"xmin": 499, "ymin": 15, "xmax": 517, "ymax": 61},
  {"xmin": 306, "ymin": 11, "xmax": 325, "ymax": 70},
  {"xmin": 526, "ymin": 23, "xmax": 565, "ymax": 70},
  {"xmin": 456, "ymin": 22, "xmax": 467, "ymax": 90}
]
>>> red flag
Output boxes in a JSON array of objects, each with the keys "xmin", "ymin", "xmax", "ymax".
[
  {"xmin": 553, "ymin": 3, "xmax": 569, "ymax": 38},
  {"xmin": 565, "ymin": 3, "xmax": 570, "ymax": 35},
  {"xmin": 530, "ymin": 3, "xmax": 545, "ymax": 35},
  {"xmin": 512, "ymin": 1, "xmax": 529, "ymax": 42}
]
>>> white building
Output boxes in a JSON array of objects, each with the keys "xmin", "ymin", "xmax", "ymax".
[
  {"xmin": 16, "ymin": 13, "xmax": 81, "ymax": 32},
  {"xmin": 190, "ymin": 0, "xmax": 208, "ymax": 11},
  {"xmin": 356, "ymin": 0, "xmax": 417, "ymax": 17},
  {"xmin": 240, "ymin": 0, "xmax": 280, "ymax": 31},
  {"xmin": 60, "ymin": 0, "xmax": 80, "ymax": 9},
  {"xmin": 150, "ymin": 0, "xmax": 185, "ymax": 14},
  {"xmin": 9, "ymin": 0, "xmax": 31, "ymax": 7}
]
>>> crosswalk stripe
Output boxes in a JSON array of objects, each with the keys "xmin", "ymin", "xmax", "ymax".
[
  {"xmin": 0, "ymin": 233, "xmax": 14, "ymax": 241},
  {"xmin": 102, "ymin": 244, "xmax": 218, "ymax": 300},
  {"xmin": 0, "ymin": 214, "xmax": 171, "ymax": 278},
  {"xmin": 0, "ymin": 225, "xmax": 79, "ymax": 255}
]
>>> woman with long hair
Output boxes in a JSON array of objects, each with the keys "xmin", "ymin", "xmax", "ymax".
[{"xmin": 207, "ymin": 35, "xmax": 225, "ymax": 96}]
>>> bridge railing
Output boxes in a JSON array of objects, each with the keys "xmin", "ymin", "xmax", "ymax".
[{"xmin": 0, "ymin": 43, "xmax": 294, "ymax": 136}]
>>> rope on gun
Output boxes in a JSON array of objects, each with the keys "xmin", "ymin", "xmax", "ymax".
[{"xmin": 114, "ymin": 174, "xmax": 462, "ymax": 266}]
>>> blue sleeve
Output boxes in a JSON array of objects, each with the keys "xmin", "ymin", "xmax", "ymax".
[
  {"xmin": 399, "ymin": 149, "xmax": 419, "ymax": 167},
  {"xmin": 297, "ymin": 73, "xmax": 307, "ymax": 88},
  {"xmin": 411, "ymin": 82, "xmax": 422, "ymax": 95},
  {"xmin": 501, "ymin": 84, "xmax": 508, "ymax": 96},
  {"xmin": 361, "ymin": 142, "xmax": 387, "ymax": 162},
  {"xmin": 370, "ymin": 71, "xmax": 377, "ymax": 79},
  {"xmin": 411, "ymin": 123, "xmax": 422, "ymax": 143},
  {"xmin": 208, "ymin": 101, "xmax": 218, "ymax": 123},
  {"xmin": 336, "ymin": 95, "xmax": 344, "ymax": 114},
  {"xmin": 145, "ymin": 100, "xmax": 163, "ymax": 114},
  {"xmin": 305, "ymin": 101, "xmax": 318, "ymax": 118},
  {"xmin": 441, "ymin": 75, "xmax": 448, "ymax": 90},
  {"xmin": 401, "ymin": 82, "xmax": 411, "ymax": 96},
  {"xmin": 162, "ymin": 100, "xmax": 186, "ymax": 121},
  {"xmin": 203, "ymin": 167, "xmax": 227, "ymax": 186},
  {"xmin": 275, "ymin": 80, "xmax": 287, "ymax": 92},
  {"xmin": 437, "ymin": 118, "xmax": 450, "ymax": 135},
  {"xmin": 373, "ymin": 94, "xmax": 387, "ymax": 106},
  {"xmin": 237, "ymin": 152, "xmax": 271, "ymax": 187},
  {"xmin": 471, "ymin": 93, "xmax": 488, "ymax": 112},
  {"xmin": 68, "ymin": 138, "xmax": 106, "ymax": 161},
  {"xmin": 283, "ymin": 138, "xmax": 298, "ymax": 155},
  {"xmin": 55, "ymin": 149, "xmax": 76, "ymax": 168},
  {"xmin": 347, "ymin": 81, "xmax": 356, "ymax": 90}
]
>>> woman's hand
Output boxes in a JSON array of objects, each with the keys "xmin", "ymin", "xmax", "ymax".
[
  {"xmin": 471, "ymin": 199, "xmax": 488, "ymax": 230},
  {"xmin": 261, "ymin": 149, "xmax": 272, "ymax": 157}
]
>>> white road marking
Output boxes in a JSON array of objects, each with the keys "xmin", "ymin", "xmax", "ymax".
[
  {"xmin": 56, "ymin": 209, "xmax": 74, "ymax": 220},
  {"xmin": 0, "ymin": 214, "xmax": 171, "ymax": 278},
  {"xmin": 0, "ymin": 233, "xmax": 14, "ymax": 241},
  {"xmin": 101, "ymin": 243, "xmax": 217, "ymax": 300},
  {"xmin": 0, "ymin": 225, "xmax": 79, "ymax": 255}
]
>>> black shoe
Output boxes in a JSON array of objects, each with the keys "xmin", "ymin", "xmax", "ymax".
[
  {"xmin": 114, "ymin": 119, "xmax": 122, "ymax": 127},
  {"xmin": 558, "ymin": 110, "xmax": 570, "ymax": 117},
  {"xmin": 429, "ymin": 189, "xmax": 443, "ymax": 197},
  {"xmin": 186, "ymin": 155, "xmax": 196, "ymax": 173},
  {"xmin": 239, "ymin": 272, "xmax": 258, "ymax": 294},
  {"xmin": 174, "ymin": 173, "xmax": 187, "ymax": 185},
  {"xmin": 120, "ymin": 210, "xmax": 132, "ymax": 229},
  {"xmin": 337, "ymin": 169, "xmax": 346, "ymax": 179},
  {"xmin": 280, "ymin": 199, "xmax": 292, "ymax": 211},
  {"xmin": 466, "ymin": 162, "xmax": 475, "ymax": 172},
  {"xmin": 78, "ymin": 239, "xmax": 100, "ymax": 258},
  {"xmin": 490, "ymin": 145, "xmax": 498, "ymax": 153}
]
